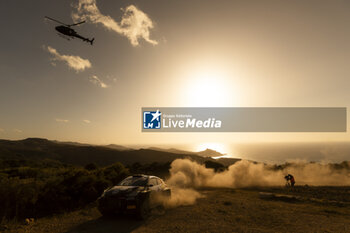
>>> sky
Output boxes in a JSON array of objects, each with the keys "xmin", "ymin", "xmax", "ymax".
[{"xmin": 1, "ymin": 0, "xmax": 350, "ymax": 154}]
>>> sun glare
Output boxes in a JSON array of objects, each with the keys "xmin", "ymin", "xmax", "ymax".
[{"xmin": 184, "ymin": 68, "xmax": 233, "ymax": 107}]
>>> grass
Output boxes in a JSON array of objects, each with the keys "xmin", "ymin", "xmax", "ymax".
[{"xmin": 3, "ymin": 186, "xmax": 350, "ymax": 233}]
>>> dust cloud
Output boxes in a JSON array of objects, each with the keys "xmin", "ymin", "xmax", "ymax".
[
  {"xmin": 162, "ymin": 188, "xmax": 203, "ymax": 208},
  {"xmin": 278, "ymin": 160, "xmax": 350, "ymax": 186},
  {"xmin": 167, "ymin": 159, "xmax": 285, "ymax": 188},
  {"xmin": 163, "ymin": 159, "xmax": 349, "ymax": 207}
]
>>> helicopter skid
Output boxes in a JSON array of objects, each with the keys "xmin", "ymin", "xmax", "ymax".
[{"xmin": 57, "ymin": 33, "xmax": 73, "ymax": 41}]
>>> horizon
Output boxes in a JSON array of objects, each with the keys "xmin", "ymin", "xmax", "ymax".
[{"xmin": 2, "ymin": 137, "xmax": 350, "ymax": 163}]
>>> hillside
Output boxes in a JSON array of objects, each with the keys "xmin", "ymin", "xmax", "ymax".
[
  {"xmin": 147, "ymin": 147, "xmax": 226, "ymax": 158},
  {"xmin": 0, "ymin": 138, "xmax": 239, "ymax": 166}
]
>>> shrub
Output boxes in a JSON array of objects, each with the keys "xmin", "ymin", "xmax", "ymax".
[{"xmin": 0, "ymin": 160, "xmax": 130, "ymax": 220}]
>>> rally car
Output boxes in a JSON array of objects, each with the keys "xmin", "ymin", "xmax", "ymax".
[{"xmin": 98, "ymin": 175, "xmax": 171, "ymax": 219}]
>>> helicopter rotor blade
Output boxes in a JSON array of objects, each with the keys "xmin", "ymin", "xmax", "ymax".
[
  {"xmin": 69, "ymin": 21, "xmax": 86, "ymax": 27},
  {"xmin": 45, "ymin": 16, "xmax": 69, "ymax": 27}
]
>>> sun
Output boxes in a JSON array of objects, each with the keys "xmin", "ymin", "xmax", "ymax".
[{"xmin": 184, "ymin": 68, "xmax": 234, "ymax": 107}]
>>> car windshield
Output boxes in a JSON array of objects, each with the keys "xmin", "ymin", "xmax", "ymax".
[{"xmin": 119, "ymin": 176, "xmax": 148, "ymax": 186}]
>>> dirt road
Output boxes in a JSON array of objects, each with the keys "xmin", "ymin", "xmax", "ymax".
[{"xmin": 3, "ymin": 187, "xmax": 350, "ymax": 233}]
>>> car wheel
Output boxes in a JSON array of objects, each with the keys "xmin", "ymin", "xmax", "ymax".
[{"xmin": 137, "ymin": 198, "xmax": 150, "ymax": 220}]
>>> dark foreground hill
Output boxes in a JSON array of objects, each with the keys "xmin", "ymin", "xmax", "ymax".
[{"xmin": 0, "ymin": 138, "xmax": 239, "ymax": 167}]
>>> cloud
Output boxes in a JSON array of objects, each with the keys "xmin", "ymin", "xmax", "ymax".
[
  {"xmin": 45, "ymin": 46, "xmax": 91, "ymax": 72},
  {"xmin": 72, "ymin": 0, "xmax": 158, "ymax": 46},
  {"xmin": 13, "ymin": 129, "xmax": 22, "ymax": 133},
  {"xmin": 55, "ymin": 118, "xmax": 69, "ymax": 123},
  {"xmin": 83, "ymin": 119, "xmax": 91, "ymax": 123},
  {"xmin": 89, "ymin": 75, "xmax": 108, "ymax": 88},
  {"xmin": 106, "ymin": 75, "xmax": 117, "ymax": 83}
]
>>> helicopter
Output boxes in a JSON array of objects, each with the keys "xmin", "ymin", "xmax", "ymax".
[{"xmin": 45, "ymin": 16, "xmax": 94, "ymax": 45}]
